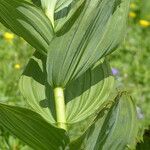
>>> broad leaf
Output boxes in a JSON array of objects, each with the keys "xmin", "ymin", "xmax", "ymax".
[
  {"xmin": 40, "ymin": 0, "xmax": 57, "ymax": 26},
  {"xmin": 55, "ymin": 0, "xmax": 73, "ymax": 11},
  {"xmin": 19, "ymin": 52, "xmax": 114, "ymax": 130},
  {"xmin": 19, "ymin": 52, "xmax": 56, "ymax": 124},
  {"xmin": 0, "ymin": 0, "xmax": 54, "ymax": 54},
  {"xmin": 31, "ymin": 0, "xmax": 74, "ymax": 12},
  {"xmin": 31, "ymin": 0, "xmax": 41, "ymax": 7},
  {"xmin": 54, "ymin": 0, "xmax": 85, "ymax": 31},
  {"xmin": 70, "ymin": 93, "xmax": 139, "ymax": 150},
  {"xmin": 47, "ymin": 0, "xmax": 130, "ymax": 87},
  {"xmin": 65, "ymin": 60, "xmax": 114, "ymax": 141},
  {"xmin": 65, "ymin": 60, "xmax": 114, "ymax": 123},
  {"xmin": 0, "ymin": 103, "xmax": 69, "ymax": 150},
  {"xmin": 67, "ymin": 103, "xmax": 112, "ymax": 142},
  {"xmin": 31, "ymin": 0, "xmax": 85, "ymax": 30}
]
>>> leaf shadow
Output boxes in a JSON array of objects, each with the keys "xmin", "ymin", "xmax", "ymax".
[
  {"xmin": 22, "ymin": 51, "xmax": 56, "ymax": 120},
  {"xmin": 69, "ymin": 105, "xmax": 111, "ymax": 149},
  {"xmin": 55, "ymin": 1, "xmax": 86, "ymax": 36},
  {"xmin": 22, "ymin": 52, "xmax": 112, "ymax": 121},
  {"xmin": 65, "ymin": 61, "xmax": 112, "ymax": 104}
]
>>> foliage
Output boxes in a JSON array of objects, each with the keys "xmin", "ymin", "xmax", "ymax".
[
  {"xmin": 112, "ymin": 0, "xmax": 150, "ymax": 129},
  {"xmin": 0, "ymin": 0, "xmax": 149, "ymax": 149}
]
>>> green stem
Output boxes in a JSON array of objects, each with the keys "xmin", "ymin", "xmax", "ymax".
[{"xmin": 53, "ymin": 87, "xmax": 67, "ymax": 130}]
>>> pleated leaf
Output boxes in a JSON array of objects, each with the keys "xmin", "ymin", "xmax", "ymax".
[
  {"xmin": 55, "ymin": 0, "xmax": 73, "ymax": 11},
  {"xmin": 0, "ymin": 103, "xmax": 69, "ymax": 150},
  {"xmin": 19, "ymin": 52, "xmax": 114, "ymax": 127},
  {"xmin": 67, "ymin": 104, "xmax": 112, "ymax": 142},
  {"xmin": 54, "ymin": 0, "xmax": 85, "ymax": 32},
  {"xmin": 65, "ymin": 60, "xmax": 114, "ymax": 141},
  {"xmin": 40, "ymin": 0, "xmax": 57, "ymax": 25},
  {"xmin": 35, "ymin": 0, "xmax": 76, "ymax": 26},
  {"xmin": 65, "ymin": 60, "xmax": 114, "ymax": 123},
  {"xmin": 31, "ymin": 0, "xmax": 74, "ymax": 12},
  {"xmin": 0, "ymin": 0, "xmax": 54, "ymax": 54},
  {"xmin": 31, "ymin": 0, "xmax": 85, "ymax": 30},
  {"xmin": 31, "ymin": 0, "xmax": 41, "ymax": 7},
  {"xmin": 70, "ymin": 93, "xmax": 139, "ymax": 150},
  {"xmin": 19, "ymin": 52, "xmax": 56, "ymax": 123},
  {"xmin": 47, "ymin": 0, "xmax": 130, "ymax": 87}
]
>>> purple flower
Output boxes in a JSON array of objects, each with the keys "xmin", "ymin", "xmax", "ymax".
[{"xmin": 111, "ymin": 68, "xmax": 119, "ymax": 76}]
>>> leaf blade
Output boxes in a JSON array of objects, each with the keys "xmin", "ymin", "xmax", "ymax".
[
  {"xmin": 65, "ymin": 60, "xmax": 114, "ymax": 123},
  {"xmin": 47, "ymin": 0, "xmax": 130, "ymax": 87},
  {"xmin": 19, "ymin": 52, "xmax": 56, "ymax": 124},
  {"xmin": 0, "ymin": 0, "xmax": 54, "ymax": 54},
  {"xmin": 70, "ymin": 93, "xmax": 139, "ymax": 150},
  {"xmin": 19, "ymin": 53, "xmax": 114, "ymax": 142},
  {"xmin": 0, "ymin": 103, "xmax": 69, "ymax": 150}
]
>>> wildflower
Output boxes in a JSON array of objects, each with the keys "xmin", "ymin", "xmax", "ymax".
[
  {"xmin": 129, "ymin": 12, "xmax": 136, "ymax": 18},
  {"xmin": 14, "ymin": 64, "xmax": 21, "ymax": 69},
  {"xmin": 139, "ymin": 20, "xmax": 150, "ymax": 27},
  {"xmin": 3, "ymin": 32, "xmax": 14, "ymax": 41},
  {"xmin": 130, "ymin": 3, "xmax": 136, "ymax": 9},
  {"xmin": 111, "ymin": 68, "xmax": 119, "ymax": 76}
]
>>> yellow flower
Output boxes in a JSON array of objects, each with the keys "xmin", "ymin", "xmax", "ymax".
[
  {"xmin": 129, "ymin": 12, "xmax": 137, "ymax": 18},
  {"xmin": 14, "ymin": 64, "xmax": 21, "ymax": 69},
  {"xmin": 139, "ymin": 20, "xmax": 150, "ymax": 27},
  {"xmin": 130, "ymin": 3, "xmax": 136, "ymax": 9},
  {"xmin": 3, "ymin": 32, "xmax": 14, "ymax": 41}
]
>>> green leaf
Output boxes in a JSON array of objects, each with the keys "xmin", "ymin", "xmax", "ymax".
[
  {"xmin": 70, "ymin": 93, "xmax": 139, "ymax": 150},
  {"xmin": 47, "ymin": 0, "xmax": 130, "ymax": 87},
  {"xmin": 65, "ymin": 60, "xmax": 114, "ymax": 123},
  {"xmin": 0, "ymin": 0, "xmax": 54, "ymax": 54},
  {"xmin": 67, "ymin": 104, "xmax": 111, "ymax": 142},
  {"xmin": 31, "ymin": 0, "xmax": 85, "ymax": 29},
  {"xmin": 19, "ymin": 52, "xmax": 56, "ymax": 124},
  {"xmin": 40, "ymin": 0, "xmax": 57, "ymax": 26},
  {"xmin": 137, "ymin": 135, "xmax": 150, "ymax": 150},
  {"xmin": 54, "ymin": 0, "xmax": 85, "ymax": 32},
  {"xmin": 20, "ymin": 53, "xmax": 113, "ymax": 122},
  {"xmin": 65, "ymin": 59, "xmax": 114, "ymax": 141},
  {"xmin": 55, "ymin": 0, "xmax": 73, "ymax": 11},
  {"xmin": 31, "ymin": 0, "xmax": 41, "ymax": 7},
  {"xmin": 19, "ymin": 52, "xmax": 114, "ymax": 141},
  {"xmin": 31, "ymin": 0, "xmax": 74, "ymax": 12},
  {"xmin": 0, "ymin": 103, "xmax": 69, "ymax": 150}
]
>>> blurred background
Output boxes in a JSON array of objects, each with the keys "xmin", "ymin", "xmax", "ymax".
[{"xmin": 0, "ymin": 0, "xmax": 150, "ymax": 149}]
